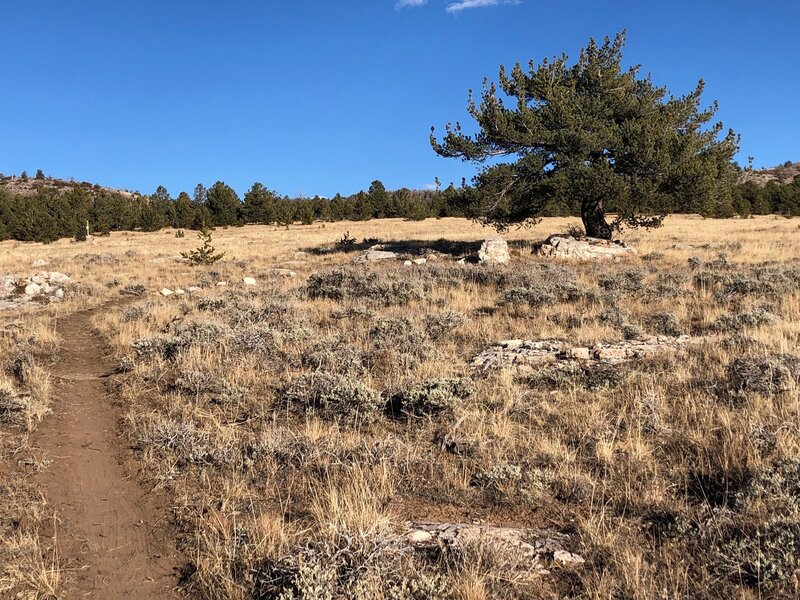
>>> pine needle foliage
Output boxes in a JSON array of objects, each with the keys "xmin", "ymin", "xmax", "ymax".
[
  {"xmin": 181, "ymin": 226, "xmax": 225, "ymax": 266},
  {"xmin": 431, "ymin": 31, "xmax": 740, "ymax": 238}
]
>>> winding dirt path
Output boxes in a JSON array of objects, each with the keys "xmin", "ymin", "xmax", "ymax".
[{"xmin": 31, "ymin": 305, "xmax": 180, "ymax": 599}]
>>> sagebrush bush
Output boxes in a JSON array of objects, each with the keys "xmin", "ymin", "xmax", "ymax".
[
  {"xmin": 284, "ymin": 372, "xmax": 383, "ymax": 424},
  {"xmin": 307, "ymin": 268, "xmax": 425, "ymax": 306},
  {"xmin": 0, "ymin": 381, "xmax": 27, "ymax": 425},
  {"xmin": 470, "ymin": 463, "xmax": 523, "ymax": 491},
  {"xmin": 395, "ymin": 377, "xmax": 475, "ymax": 416},
  {"xmin": 598, "ymin": 269, "xmax": 646, "ymax": 293},
  {"xmin": 712, "ymin": 305, "xmax": 778, "ymax": 332},
  {"xmin": 725, "ymin": 353, "xmax": 800, "ymax": 396},
  {"xmin": 423, "ymin": 310, "xmax": 466, "ymax": 340},
  {"xmin": 643, "ymin": 311, "xmax": 682, "ymax": 336}
]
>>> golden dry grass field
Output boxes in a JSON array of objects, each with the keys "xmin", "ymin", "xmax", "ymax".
[{"xmin": 1, "ymin": 215, "xmax": 799, "ymax": 599}]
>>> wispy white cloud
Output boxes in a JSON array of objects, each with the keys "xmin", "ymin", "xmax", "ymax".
[
  {"xmin": 445, "ymin": 0, "xmax": 519, "ymax": 13},
  {"xmin": 395, "ymin": 0, "xmax": 427, "ymax": 9}
]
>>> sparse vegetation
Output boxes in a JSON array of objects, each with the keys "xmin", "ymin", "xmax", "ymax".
[{"xmin": 2, "ymin": 216, "xmax": 799, "ymax": 599}]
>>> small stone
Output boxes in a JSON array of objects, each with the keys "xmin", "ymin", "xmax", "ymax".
[
  {"xmin": 566, "ymin": 347, "xmax": 591, "ymax": 360},
  {"xmin": 160, "ymin": 288, "xmax": 174, "ymax": 297},
  {"xmin": 270, "ymin": 269, "xmax": 297, "ymax": 278},
  {"xmin": 412, "ymin": 258, "xmax": 427, "ymax": 265},
  {"xmin": 500, "ymin": 339, "xmax": 524, "ymax": 349},
  {"xmin": 174, "ymin": 288, "xmax": 185, "ymax": 295},
  {"xmin": 456, "ymin": 258, "xmax": 466, "ymax": 264},
  {"xmin": 403, "ymin": 260, "xmax": 412, "ymax": 266},
  {"xmin": 594, "ymin": 347, "xmax": 626, "ymax": 361},
  {"xmin": 186, "ymin": 286, "xmax": 200, "ymax": 293},
  {"xmin": 54, "ymin": 288, "xmax": 64, "ymax": 299},
  {"xmin": 216, "ymin": 281, "xmax": 228, "ymax": 287},
  {"xmin": 24, "ymin": 282, "xmax": 42, "ymax": 296},
  {"xmin": 243, "ymin": 277, "xmax": 257, "ymax": 286},
  {"xmin": 553, "ymin": 550, "xmax": 585, "ymax": 565},
  {"xmin": 407, "ymin": 530, "xmax": 433, "ymax": 544},
  {"xmin": 31, "ymin": 259, "xmax": 48, "ymax": 267},
  {"xmin": 478, "ymin": 237, "xmax": 510, "ymax": 264}
]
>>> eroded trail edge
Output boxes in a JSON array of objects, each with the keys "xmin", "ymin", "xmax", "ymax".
[{"xmin": 32, "ymin": 305, "xmax": 179, "ymax": 599}]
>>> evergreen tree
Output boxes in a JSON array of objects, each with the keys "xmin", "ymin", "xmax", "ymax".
[
  {"xmin": 431, "ymin": 32, "xmax": 739, "ymax": 238},
  {"xmin": 368, "ymin": 180, "xmax": 389, "ymax": 217},
  {"xmin": 172, "ymin": 192, "xmax": 196, "ymax": 229},
  {"xmin": 296, "ymin": 201, "xmax": 315, "ymax": 225},
  {"xmin": 193, "ymin": 183, "xmax": 208, "ymax": 205},
  {"xmin": 206, "ymin": 181, "xmax": 241, "ymax": 226},
  {"xmin": 242, "ymin": 182, "xmax": 278, "ymax": 224}
]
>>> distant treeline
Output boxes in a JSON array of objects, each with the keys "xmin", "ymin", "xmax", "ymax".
[{"xmin": 0, "ymin": 174, "xmax": 799, "ymax": 243}]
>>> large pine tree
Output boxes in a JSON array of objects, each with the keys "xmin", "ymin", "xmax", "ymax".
[{"xmin": 431, "ymin": 32, "xmax": 740, "ymax": 238}]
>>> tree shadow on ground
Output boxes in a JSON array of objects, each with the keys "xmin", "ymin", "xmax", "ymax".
[{"xmin": 303, "ymin": 237, "xmax": 531, "ymax": 257}]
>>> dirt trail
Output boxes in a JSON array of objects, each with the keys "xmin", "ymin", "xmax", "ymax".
[{"xmin": 31, "ymin": 305, "xmax": 180, "ymax": 599}]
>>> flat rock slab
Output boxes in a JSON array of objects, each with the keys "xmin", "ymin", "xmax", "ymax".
[
  {"xmin": 471, "ymin": 335, "xmax": 697, "ymax": 372},
  {"xmin": 354, "ymin": 248, "xmax": 399, "ymax": 263},
  {"xmin": 534, "ymin": 235, "xmax": 637, "ymax": 261}
]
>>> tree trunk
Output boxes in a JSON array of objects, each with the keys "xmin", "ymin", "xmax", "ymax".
[{"xmin": 581, "ymin": 199, "xmax": 613, "ymax": 240}]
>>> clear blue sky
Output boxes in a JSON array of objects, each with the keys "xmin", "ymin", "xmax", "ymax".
[{"xmin": 1, "ymin": 0, "xmax": 797, "ymax": 198}]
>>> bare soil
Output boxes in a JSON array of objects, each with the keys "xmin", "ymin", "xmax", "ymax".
[{"xmin": 31, "ymin": 305, "xmax": 180, "ymax": 599}]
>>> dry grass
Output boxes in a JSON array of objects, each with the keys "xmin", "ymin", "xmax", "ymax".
[{"xmin": 2, "ymin": 215, "xmax": 800, "ymax": 599}]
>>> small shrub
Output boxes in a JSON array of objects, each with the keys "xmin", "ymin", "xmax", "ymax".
[
  {"xmin": 197, "ymin": 297, "xmax": 226, "ymax": 312},
  {"xmin": 307, "ymin": 268, "xmax": 424, "ymax": 306},
  {"xmin": 228, "ymin": 326, "xmax": 279, "ymax": 355},
  {"xmin": 284, "ymin": 373, "xmax": 383, "ymax": 425},
  {"xmin": 302, "ymin": 337, "xmax": 365, "ymax": 375},
  {"xmin": 598, "ymin": 269, "xmax": 646, "ymax": 293},
  {"xmin": 725, "ymin": 354, "xmax": 800, "ymax": 396},
  {"xmin": 423, "ymin": 311, "xmax": 466, "ymax": 340},
  {"xmin": 712, "ymin": 305, "xmax": 778, "ymax": 333},
  {"xmin": 643, "ymin": 312, "xmax": 682, "ymax": 336},
  {"xmin": 709, "ymin": 518, "xmax": 800, "ymax": 593},
  {"xmin": 0, "ymin": 381, "xmax": 27, "ymax": 425},
  {"xmin": 181, "ymin": 226, "xmax": 225, "ymax": 266},
  {"xmin": 470, "ymin": 463, "xmax": 523, "ymax": 491},
  {"xmin": 621, "ymin": 322, "xmax": 644, "ymax": 340},
  {"xmin": 396, "ymin": 377, "xmax": 475, "ymax": 416},
  {"xmin": 736, "ymin": 459, "xmax": 800, "ymax": 518},
  {"xmin": 123, "ymin": 306, "xmax": 148, "ymax": 323},
  {"xmin": 120, "ymin": 283, "xmax": 147, "ymax": 297},
  {"xmin": 598, "ymin": 306, "xmax": 629, "ymax": 328}
]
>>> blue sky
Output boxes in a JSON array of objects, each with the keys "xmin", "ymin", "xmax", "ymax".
[{"xmin": 1, "ymin": 0, "xmax": 797, "ymax": 197}]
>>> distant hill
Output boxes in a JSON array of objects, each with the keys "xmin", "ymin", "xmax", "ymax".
[
  {"xmin": 740, "ymin": 161, "xmax": 800, "ymax": 186},
  {"xmin": 0, "ymin": 174, "xmax": 136, "ymax": 199}
]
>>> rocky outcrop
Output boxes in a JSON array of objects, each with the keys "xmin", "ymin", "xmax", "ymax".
[
  {"xmin": 471, "ymin": 336, "xmax": 697, "ymax": 372},
  {"xmin": 0, "ymin": 272, "xmax": 71, "ymax": 310},
  {"xmin": 478, "ymin": 237, "xmax": 510, "ymax": 264},
  {"xmin": 402, "ymin": 521, "xmax": 584, "ymax": 576},
  {"xmin": 534, "ymin": 235, "xmax": 637, "ymax": 261}
]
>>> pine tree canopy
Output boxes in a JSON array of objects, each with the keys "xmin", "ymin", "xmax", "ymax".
[{"xmin": 431, "ymin": 31, "xmax": 740, "ymax": 238}]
